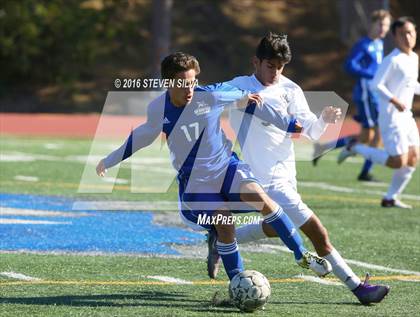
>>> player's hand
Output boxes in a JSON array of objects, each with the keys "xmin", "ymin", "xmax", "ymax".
[
  {"xmin": 247, "ymin": 93, "xmax": 263, "ymax": 108},
  {"xmin": 96, "ymin": 159, "xmax": 107, "ymax": 177},
  {"xmin": 293, "ymin": 121, "xmax": 303, "ymax": 133},
  {"xmin": 237, "ymin": 93, "xmax": 263, "ymax": 109},
  {"xmin": 391, "ymin": 97, "xmax": 407, "ymax": 112},
  {"xmin": 321, "ymin": 106, "xmax": 342, "ymax": 123}
]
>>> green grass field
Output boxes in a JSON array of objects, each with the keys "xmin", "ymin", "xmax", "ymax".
[{"xmin": 1, "ymin": 135, "xmax": 420, "ymax": 316}]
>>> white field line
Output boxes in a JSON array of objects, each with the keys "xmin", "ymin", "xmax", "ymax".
[
  {"xmin": 1, "ymin": 152, "xmax": 170, "ymax": 165},
  {"xmin": 0, "ymin": 272, "xmax": 41, "ymax": 281},
  {"xmin": 0, "ymin": 219, "xmax": 71, "ymax": 225},
  {"xmin": 300, "ymin": 181, "xmax": 420, "ymax": 201},
  {"xmin": 102, "ymin": 177, "xmax": 128, "ymax": 185},
  {"xmin": 344, "ymin": 259, "xmax": 420, "ymax": 276},
  {"xmin": 145, "ymin": 275, "xmax": 192, "ymax": 284},
  {"xmin": 1, "ymin": 152, "xmax": 174, "ymax": 175},
  {"xmin": 294, "ymin": 274, "xmax": 342, "ymax": 286},
  {"xmin": 72, "ymin": 200, "xmax": 261, "ymax": 211},
  {"xmin": 0, "ymin": 207, "xmax": 89, "ymax": 218},
  {"xmin": 261, "ymin": 244, "xmax": 420, "ymax": 276},
  {"xmin": 14, "ymin": 175, "xmax": 39, "ymax": 182},
  {"xmin": 72, "ymin": 200, "xmax": 179, "ymax": 211},
  {"xmin": 43, "ymin": 143, "xmax": 63, "ymax": 150}
]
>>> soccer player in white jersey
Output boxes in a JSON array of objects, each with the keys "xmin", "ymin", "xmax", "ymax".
[
  {"xmin": 313, "ymin": 10, "xmax": 391, "ymax": 182},
  {"xmin": 207, "ymin": 32, "xmax": 390, "ymax": 305},
  {"xmin": 338, "ymin": 17, "xmax": 419, "ymax": 209}
]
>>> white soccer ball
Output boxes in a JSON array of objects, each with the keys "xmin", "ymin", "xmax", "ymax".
[{"xmin": 229, "ymin": 270, "xmax": 271, "ymax": 312}]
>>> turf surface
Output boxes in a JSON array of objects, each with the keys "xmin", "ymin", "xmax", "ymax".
[{"xmin": 1, "ymin": 135, "xmax": 419, "ymax": 316}]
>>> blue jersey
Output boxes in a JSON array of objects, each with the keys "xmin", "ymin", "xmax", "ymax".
[
  {"xmin": 103, "ymin": 83, "xmax": 294, "ymax": 183},
  {"xmin": 344, "ymin": 36, "xmax": 384, "ymax": 103}
]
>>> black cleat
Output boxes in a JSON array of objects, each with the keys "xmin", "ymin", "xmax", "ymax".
[
  {"xmin": 381, "ymin": 198, "xmax": 412, "ymax": 209},
  {"xmin": 357, "ymin": 172, "xmax": 380, "ymax": 182}
]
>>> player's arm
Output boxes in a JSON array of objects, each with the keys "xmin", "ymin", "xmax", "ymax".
[
  {"xmin": 371, "ymin": 59, "xmax": 406, "ymax": 112},
  {"xmin": 344, "ymin": 41, "xmax": 375, "ymax": 79},
  {"xmin": 288, "ymin": 88, "xmax": 341, "ymax": 140},
  {"xmin": 96, "ymin": 103, "xmax": 162, "ymax": 176},
  {"xmin": 206, "ymin": 82, "xmax": 298, "ymax": 132},
  {"xmin": 240, "ymin": 100, "xmax": 301, "ymax": 132}
]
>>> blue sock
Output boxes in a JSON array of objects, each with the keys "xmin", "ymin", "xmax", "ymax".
[
  {"xmin": 361, "ymin": 159, "xmax": 373, "ymax": 175},
  {"xmin": 335, "ymin": 137, "xmax": 348, "ymax": 148},
  {"xmin": 264, "ymin": 208, "xmax": 306, "ymax": 260},
  {"xmin": 216, "ymin": 239, "xmax": 244, "ymax": 280},
  {"xmin": 321, "ymin": 137, "xmax": 349, "ymax": 152}
]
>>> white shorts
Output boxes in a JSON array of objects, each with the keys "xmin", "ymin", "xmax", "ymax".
[
  {"xmin": 381, "ymin": 119, "xmax": 420, "ymax": 156},
  {"xmin": 266, "ymin": 179, "xmax": 313, "ymax": 228}
]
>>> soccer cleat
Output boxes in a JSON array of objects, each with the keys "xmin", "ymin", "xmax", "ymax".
[
  {"xmin": 297, "ymin": 251, "xmax": 332, "ymax": 277},
  {"xmin": 312, "ymin": 142, "xmax": 325, "ymax": 166},
  {"xmin": 352, "ymin": 273, "xmax": 390, "ymax": 305},
  {"xmin": 337, "ymin": 138, "xmax": 357, "ymax": 164},
  {"xmin": 381, "ymin": 198, "xmax": 412, "ymax": 209},
  {"xmin": 357, "ymin": 172, "xmax": 379, "ymax": 182},
  {"xmin": 206, "ymin": 229, "xmax": 221, "ymax": 279}
]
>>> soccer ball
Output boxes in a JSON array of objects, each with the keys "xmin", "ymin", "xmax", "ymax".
[{"xmin": 229, "ymin": 270, "xmax": 271, "ymax": 312}]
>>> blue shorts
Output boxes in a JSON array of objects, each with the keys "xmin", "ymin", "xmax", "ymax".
[
  {"xmin": 178, "ymin": 153, "xmax": 260, "ymax": 231},
  {"xmin": 353, "ymin": 95, "xmax": 378, "ymax": 129}
]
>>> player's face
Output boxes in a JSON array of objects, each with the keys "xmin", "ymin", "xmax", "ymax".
[
  {"xmin": 253, "ymin": 57, "xmax": 284, "ymax": 86},
  {"xmin": 169, "ymin": 69, "xmax": 197, "ymax": 107},
  {"xmin": 394, "ymin": 22, "xmax": 417, "ymax": 52},
  {"xmin": 371, "ymin": 18, "xmax": 391, "ymax": 39}
]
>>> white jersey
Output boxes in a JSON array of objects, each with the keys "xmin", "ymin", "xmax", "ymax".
[
  {"xmin": 371, "ymin": 48, "xmax": 420, "ymax": 128},
  {"xmin": 227, "ymin": 74, "xmax": 327, "ymax": 188}
]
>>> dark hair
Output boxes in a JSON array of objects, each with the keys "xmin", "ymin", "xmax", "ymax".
[
  {"xmin": 256, "ymin": 32, "xmax": 292, "ymax": 64},
  {"xmin": 391, "ymin": 16, "xmax": 416, "ymax": 35},
  {"xmin": 161, "ymin": 52, "xmax": 200, "ymax": 79},
  {"xmin": 370, "ymin": 9, "xmax": 391, "ymax": 23}
]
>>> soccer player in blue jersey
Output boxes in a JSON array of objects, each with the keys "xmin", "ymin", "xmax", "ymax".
[
  {"xmin": 313, "ymin": 10, "xmax": 391, "ymax": 181},
  {"xmin": 96, "ymin": 52, "xmax": 330, "ymax": 282}
]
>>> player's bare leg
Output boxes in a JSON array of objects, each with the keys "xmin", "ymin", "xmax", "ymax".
[
  {"xmin": 382, "ymin": 146, "xmax": 418, "ymax": 208},
  {"xmin": 357, "ymin": 127, "xmax": 381, "ymax": 181},
  {"xmin": 238, "ymin": 182, "xmax": 332, "ymax": 276},
  {"xmin": 233, "ymin": 212, "xmax": 390, "ymax": 304},
  {"xmin": 213, "ymin": 209, "xmax": 236, "ymax": 244},
  {"xmin": 339, "ymin": 140, "xmax": 417, "ymax": 208}
]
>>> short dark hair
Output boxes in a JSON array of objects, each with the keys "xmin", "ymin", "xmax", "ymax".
[
  {"xmin": 161, "ymin": 52, "xmax": 200, "ymax": 79},
  {"xmin": 256, "ymin": 32, "xmax": 292, "ymax": 64},
  {"xmin": 370, "ymin": 9, "xmax": 391, "ymax": 23},
  {"xmin": 391, "ymin": 16, "xmax": 416, "ymax": 35}
]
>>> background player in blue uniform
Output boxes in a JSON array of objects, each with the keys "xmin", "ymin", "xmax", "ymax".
[
  {"xmin": 313, "ymin": 10, "xmax": 391, "ymax": 181},
  {"xmin": 96, "ymin": 52, "xmax": 330, "ymax": 281}
]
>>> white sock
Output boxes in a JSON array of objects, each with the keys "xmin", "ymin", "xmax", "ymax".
[
  {"xmin": 353, "ymin": 144, "xmax": 388, "ymax": 165},
  {"xmin": 235, "ymin": 222, "xmax": 266, "ymax": 244},
  {"xmin": 385, "ymin": 166, "xmax": 415, "ymax": 200},
  {"xmin": 324, "ymin": 248, "xmax": 361, "ymax": 290}
]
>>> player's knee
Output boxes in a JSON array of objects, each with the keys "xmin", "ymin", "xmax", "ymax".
[
  {"xmin": 239, "ymin": 182, "xmax": 267, "ymax": 204},
  {"xmin": 408, "ymin": 150, "xmax": 418, "ymax": 167},
  {"xmin": 387, "ymin": 155, "xmax": 405, "ymax": 169},
  {"xmin": 240, "ymin": 182, "xmax": 264, "ymax": 195}
]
